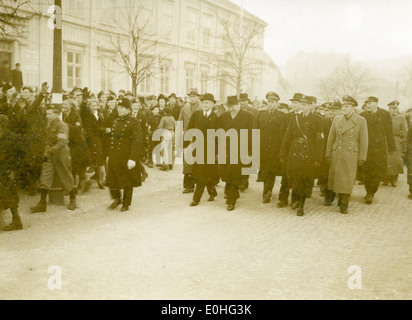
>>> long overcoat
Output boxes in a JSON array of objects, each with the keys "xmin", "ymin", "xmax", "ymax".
[
  {"xmin": 187, "ymin": 110, "xmax": 220, "ymax": 186},
  {"xmin": 106, "ymin": 114, "xmax": 142, "ymax": 190},
  {"xmin": 326, "ymin": 113, "xmax": 368, "ymax": 194},
  {"xmin": 279, "ymin": 113, "xmax": 324, "ymax": 186},
  {"xmin": 255, "ymin": 109, "xmax": 285, "ymax": 176},
  {"xmin": 406, "ymin": 126, "xmax": 412, "ymax": 185},
  {"xmin": 360, "ymin": 108, "xmax": 396, "ymax": 180},
  {"xmin": 386, "ymin": 114, "xmax": 408, "ymax": 176}
]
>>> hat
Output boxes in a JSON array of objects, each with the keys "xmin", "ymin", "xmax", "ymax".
[
  {"xmin": 239, "ymin": 93, "xmax": 249, "ymax": 101},
  {"xmin": 118, "ymin": 98, "xmax": 132, "ymax": 110},
  {"xmin": 365, "ymin": 96, "xmax": 379, "ymax": 103},
  {"xmin": 118, "ymin": 89, "xmax": 126, "ymax": 94},
  {"xmin": 46, "ymin": 104, "xmax": 63, "ymax": 113},
  {"xmin": 300, "ymin": 95, "xmax": 310, "ymax": 104},
  {"xmin": 200, "ymin": 93, "xmax": 216, "ymax": 103},
  {"xmin": 388, "ymin": 100, "xmax": 400, "ymax": 107},
  {"xmin": 307, "ymin": 96, "xmax": 317, "ymax": 104},
  {"xmin": 321, "ymin": 102, "xmax": 331, "ymax": 109},
  {"xmin": 226, "ymin": 96, "xmax": 239, "ymax": 106},
  {"xmin": 188, "ymin": 88, "xmax": 200, "ymax": 96},
  {"xmin": 290, "ymin": 93, "xmax": 305, "ymax": 102},
  {"xmin": 331, "ymin": 100, "xmax": 342, "ymax": 109},
  {"xmin": 279, "ymin": 103, "xmax": 290, "ymax": 109},
  {"xmin": 157, "ymin": 94, "xmax": 168, "ymax": 102},
  {"xmin": 169, "ymin": 93, "xmax": 177, "ymax": 99},
  {"xmin": 148, "ymin": 95, "xmax": 157, "ymax": 100},
  {"xmin": 342, "ymin": 95, "xmax": 358, "ymax": 107},
  {"xmin": 125, "ymin": 90, "xmax": 134, "ymax": 97},
  {"xmin": 70, "ymin": 87, "xmax": 82, "ymax": 97},
  {"xmin": 107, "ymin": 96, "xmax": 115, "ymax": 102},
  {"xmin": 266, "ymin": 92, "xmax": 280, "ymax": 101}
]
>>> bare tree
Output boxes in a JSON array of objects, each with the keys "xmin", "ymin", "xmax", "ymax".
[
  {"xmin": 318, "ymin": 59, "xmax": 375, "ymax": 101},
  {"xmin": 0, "ymin": 0, "xmax": 31, "ymax": 38},
  {"xmin": 207, "ymin": 11, "xmax": 265, "ymax": 96},
  {"xmin": 109, "ymin": 1, "xmax": 161, "ymax": 96}
]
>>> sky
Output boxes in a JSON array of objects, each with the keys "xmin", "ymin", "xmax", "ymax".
[{"xmin": 231, "ymin": 0, "xmax": 412, "ymax": 66}]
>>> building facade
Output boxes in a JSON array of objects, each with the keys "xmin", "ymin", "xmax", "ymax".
[{"xmin": 1, "ymin": 0, "xmax": 282, "ymax": 100}]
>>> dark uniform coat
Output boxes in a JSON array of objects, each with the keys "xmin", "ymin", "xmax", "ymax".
[
  {"xmin": 360, "ymin": 108, "xmax": 396, "ymax": 180},
  {"xmin": 63, "ymin": 110, "xmax": 90, "ymax": 173},
  {"xmin": 255, "ymin": 109, "xmax": 285, "ymax": 175},
  {"xmin": 406, "ymin": 126, "xmax": 412, "ymax": 185},
  {"xmin": 107, "ymin": 114, "xmax": 142, "ymax": 190},
  {"xmin": 0, "ymin": 131, "xmax": 20, "ymax": 210},
  {"xmin": 187, "ymin": 110, "xmax": 220, "ymax": 186},
  {"xmin": 80, "ymin": 100, "xmax": 105, "ymax": 166},
  {"xmin": 326, "ymin": 113, "xmax": 368, "ymax": 194},
  {"xmin": 279, "ymin": 113, "xmax": 324, "ymax": 187},
  {"xmin": 218, "ymin": 109, "xmax": 254, "ymax": 185}
]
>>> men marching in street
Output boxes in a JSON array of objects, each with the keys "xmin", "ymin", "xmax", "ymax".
[
  {"xmin": 220, "ymin": 96, "xmax": 255, "ymax": 211},
  {"xmin": 255, "ymin": 92, "xmax": 285, "ymax": 204},
  {"xmin": 360, "ymin": 97, "xmax": 396, "ymax": 204},
  {"xmin": 279, "ymin": 95, "xmax": 324, "ymax": 216},
  {"xmin": 325, "ymin": 96, "xmax": 368, "ymax": 214},
  {"xmin": 406, "ymin": 124, "xmax": 412, "ymax": 199},
  {"xmin": 187, "ymin": 93, "xmax": 220, "ymax": 206}
]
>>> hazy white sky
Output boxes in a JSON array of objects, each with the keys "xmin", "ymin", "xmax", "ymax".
[{"xmin": 231, "ymin": 0, "xmax": 412, "ymax": 66}]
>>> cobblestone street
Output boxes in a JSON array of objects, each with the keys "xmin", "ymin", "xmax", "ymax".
[{"xmin": 1, "ymin": 166, "xmax": 411, "ymax": 300}]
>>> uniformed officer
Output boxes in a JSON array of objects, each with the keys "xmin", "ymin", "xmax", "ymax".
[
  {"xmin": 255, "ymin": 91, "xmax": 284, "ymax": 203},
  {"xmin": 406, "ymin": 125, "xmax": 412, "ymax": 199},
  {"xmin": 106, "ymin": 98, "xmax": 142, "ymax": 212},
  {"xmin": 30, "ymin": 105, "xmax": 78, "ymax": 213},
  {"xmin": 325, "ymin": 96, "xmax": 368, "ymax": 214},
  {"xmin": 279, "ymin": 95, "xmax": 324, "ymax": 216}
]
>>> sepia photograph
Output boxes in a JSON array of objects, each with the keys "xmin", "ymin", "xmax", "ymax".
[{"xmin": 0, "ymin": 0, "xmax": 411, "ymax": 302}]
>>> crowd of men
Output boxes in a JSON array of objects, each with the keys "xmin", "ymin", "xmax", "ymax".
[{"xmin": 1, "ymin": 74, "xmax": 412, "ymax": 232}]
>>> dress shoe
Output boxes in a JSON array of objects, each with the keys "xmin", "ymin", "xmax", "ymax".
[
  {"xmin": 97, "ymin": 183, "xmax": 105, "ymax": 190},
  {"xmin": 30, "ymin": 201, "xmax": 47, "ymax": 213},
  {"xmin": 365, "ymin": 194, "xmax": 373, "ymax": 205},
  {"xmin": 227, "ymin": 204, "xmax": 235, "ymax": 211},
  {"xmin": 239, "ymin": 185, "xmax": 247, "ymax": 192},
  {"xmin": 120, "ymin": 206, "xmax": 129, "ymax": 212},
  {"xmin": 109, "ymin": 199, "xmax": 121, "ymax": 210},
  {"xmin": 382, "ymin": 182, "xmax": 389, "ymax": 186},
  {"xmin": 183, "ymin": 188, "xmax": 194, "ymax": 194},
  {"xmin": 296, "ymin": 207, "xmax": 304, "ymax": 216},
  {"xmin": 291, "ymin": 201, "xmax": 298, "ymax": 210},
  {"xmin": 147, "ymin": 163, "xmax": 153, "ymax": 168},
  {"xmin": 340, "ymin": 208, "xmax": 348, "ymax": 214},
  {"xmin": 141, "ymin": 171, "xmax": 148, "ymax": 182},
  {"xmin": 408, "ymin": 194, "xmax": 412, "ymax": 200},
  {"xmin": 390, "ymin": 182, "xmax": 397, "ymax": 188},
  {"xmin": 160, "ymin": 165, "xmax": 169, "ymax": 171},
  {"xmin": 276, "ymin": 201, "xmax": 288, "ymax": 208},
  {"xmin": 190, "ymin": 201, "xmax": 199, "ymax": 207},
  {"xmin": 207, "ymin": 195, "xmax": 215, "ymax": 202},
  {"xmin": 262, "ymin": 192, "xmax": 272, "ymax": 204},
  {"xmin": 324, "ymin": 201, "xmax": 332, "ymax": 207},
  {"xmin": 67, "ymin": 199, "xmax": 76, "ymax": 211}
]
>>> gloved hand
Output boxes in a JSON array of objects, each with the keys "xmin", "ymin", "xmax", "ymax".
[{"xmin": 127, "ymin": 160, "xmax": 136, "ymax": 170}]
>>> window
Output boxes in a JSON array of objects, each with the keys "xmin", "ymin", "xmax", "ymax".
[
  {"xmin": 160, "ymin": 60, "xmax": 170, "ymax": 94},
  {"xmin": 65, "ymin": 0, "xmax": 85, "ymax": 16},
  {"xmin": 201, "ymin": 67, "xmax": 209, "ymax": 93},
  {"xmin": 100, "ymin": 55, "xmax": 115, "ymax": 91},
  {"xmin": 161, "ymin": 0, "xmax": 173, "ymax": 39},
  {"xmin": 202, "ymin": 14, "xmax": 213, "ymax": 47},
  {"xmin": 185, "ymin": 63, "xmax": 195, "ymax": 94},
  {"xmin": 66, "ymin": 51, "xmax": 82, "ymax": 89},
  {"xmin": 187, "ymin": 8, "xmax": 198, "ymax": 43},
  {"xmin": 0, "ymin": 41, "xmax": 12, "ymax": 69}
]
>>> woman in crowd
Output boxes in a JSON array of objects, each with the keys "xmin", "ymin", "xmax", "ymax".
[{"xmin": 158, "ymin": 107, "xmax": 175, "ymax": 171}]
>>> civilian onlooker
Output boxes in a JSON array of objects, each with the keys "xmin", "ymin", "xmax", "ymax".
[
  {"xmin": 147, "ymin": 105, "xmax": 162, "ymax": 168},
  {"xmin": 158, "ymin": 107, "xmax": 175, "ymax": 171}
]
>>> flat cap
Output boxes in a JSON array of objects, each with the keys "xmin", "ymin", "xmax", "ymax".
[
  {"xmin": 342, "ymin": 95, "xmax": 358, "ymax": 107},
  {"xmin": 365, "ymin": 96, "xmax": 379, "ymax": 103},
  {"xmin": 266, "ymin": 91, "xmax": 280, "ymax": 101}
]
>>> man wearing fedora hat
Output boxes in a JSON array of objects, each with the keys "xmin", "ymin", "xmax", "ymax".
[
  {"xmin": 279, "ymin": 95, "xmax": 324, "ymax": 216},
  {"xmin": 219, "ymin": 95, "xmax": 255, "ymax": 211},
  {"xmin": 178, "ymin": 88, "xmax": 203, "ymax": 194},
  {"xmin": 360, "ymin": 96, "xmax": 396, "ymax": 204},
  {"xmin": 255, "ymin": 91, "xmax": 285, "ymax": 203},
  {"xmin": 383, "ymin": 100, "xmax": 408, "ymax": 187},
  {"xmin": 187, "ymin": 93, "xmax": 220, "ymax": 206}
]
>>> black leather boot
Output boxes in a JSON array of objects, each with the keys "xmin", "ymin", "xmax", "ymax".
[
  {"xmin": 68, "ymin": 189, "xmax": 77, "ymax": 210},
  {"xmin": 30, "ymin": 189, "xmax": 48, "ymax": 213},
  {"xmin": 4, "ymin": 208, "xmax": 23, "ymax": 231}
]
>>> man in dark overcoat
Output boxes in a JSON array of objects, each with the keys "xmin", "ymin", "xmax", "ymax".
[
  {"xmin": 406, "ymin": 125, "xmax": 412, "ymax": 199},
  {"xmin": 279, "ymin": 95, "xmax": 324, "ymax": 216},
  {"xmin": 106, "ymin": 98, "xmax": 142, "ymax": 212},
  {"xmin": 255, "ymin": 91, "xmax": 284, "ymax": 203},
  {"xmin": 186, "ymin": 93, "xmax": 220, "ymax": 206},
  {"xmin": 360, "ymin": 96, "xmax": 396, "ymax": 204},
  {"xmin": 219, "ymin": 96, "xmax": 254, "ymax": 211}
]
